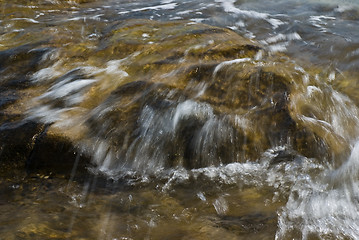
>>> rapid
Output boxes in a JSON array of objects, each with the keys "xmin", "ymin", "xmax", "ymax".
[{"xmin": 1, "ymin": 0, "xmax": 359, "ymax": 239}]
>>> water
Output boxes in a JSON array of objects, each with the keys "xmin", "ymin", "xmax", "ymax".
[{"xmin": 1, "ymin": 0, "xmax": 359, "ymax": 239}]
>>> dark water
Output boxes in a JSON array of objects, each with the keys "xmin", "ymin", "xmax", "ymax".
[{"xmin": 1, "ymin": 0, "xmax": 359, "ymax": 239}]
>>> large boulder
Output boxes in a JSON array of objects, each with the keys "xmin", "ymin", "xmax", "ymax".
[{"xmin": 1, "ymin": 19, "xmax": 349, "ymax": 174}]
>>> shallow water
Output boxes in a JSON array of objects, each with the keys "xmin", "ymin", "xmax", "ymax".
[{"xmin": 1, "ymin": 0, "xmax": 359, "ymax": 239}]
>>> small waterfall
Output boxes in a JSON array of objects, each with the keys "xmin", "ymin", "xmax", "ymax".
[
  {"xmin": 276, "ymin": 82, "xmax": 359, "ymax": 239},
  {"xmin": 2, "ymin": 0, "xmax": 359, "ymax": 239},
  {"xmin": 276, "ymin": 141, "xmax": 359, "ymax": 239}
]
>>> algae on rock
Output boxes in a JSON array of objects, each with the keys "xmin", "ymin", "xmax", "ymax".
[{"xmin": 0, "ymin": 19, "xmax": 349, "ymax": 173}]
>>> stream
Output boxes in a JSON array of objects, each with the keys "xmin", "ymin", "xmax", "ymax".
[{"xmin": 1, "ymin": 0, "xmax": 359, "ymax": 239}]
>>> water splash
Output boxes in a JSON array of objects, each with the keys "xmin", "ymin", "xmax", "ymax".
[{"xmin": 277, "ymin": 140, "xmax": 359, "ymax": 239}]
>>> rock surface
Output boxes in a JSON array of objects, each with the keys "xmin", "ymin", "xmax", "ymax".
[{"xmin": 0, "ymin": 19, "xmax": 349, "ymax": 174}]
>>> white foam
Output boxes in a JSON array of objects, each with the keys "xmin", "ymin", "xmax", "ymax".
[
  {"xmin": 213, "ymin": 58, "xmax": 251, "ymax": 75},
  {"xmin": 332, "ymin": 141, "xmax": 359, "ymax": 182},
  {"xmin": 177, "ymin": 10, "xmax": 192, "ymax": 15},
  {"xmin": 309, "ymin": 15, "xmax": 335, "ymax": 32},
  {"xmin": 31, "ymin": 64, "xmax": 62, "ymax": 83},
  {"xmin": 307, "ymin": 86, "xmax": 322, "ymax": 96},
  {"xmin": 118, "ymin": 11, "xmax": 130, "ymax": 15},
  {"xmin": 11, "ymin": 18, "xmax": 39, "ymax": 23},
  {"xmin": 310, "ymin": 15, "xmax": 336, "ymax": 21},
  {"xmin": 162, "ymin": 168, "xmax": 190, "ymax": 190},
  {"xmin": 292, "ymin": 81, "xmax": 359, "ymax": 150},
  {"xmin": 295, "ymin": 65, "xmax": 306, "ymax": 73},
  {"xmin": 197, "ymin": 192, "xmax": 207, "ymax": 201},
  {"xmin": 266, "ymin": 18, "xmax": 285, "ymax": 29},
  {"xmin": 35, "ymin": 13, "xmax": 45, "ymax": 19},
  {"xmin": 213, "ymin": 196, "xmax": 229, "ymax": 215},
  {"xmin": 131, "ymin": 3, "xmax": 177, "ymax": 12},
  {"xmin": 161, "ymin": 0, "xmax": 174, "ymax": 3},
  {"xmin": 268, "ymin": 43, "xmax": 288, "ymax": 53},
  {"xmin": 266, "ymin": 34, "xmax": 286, "ymax": 44},
  {"xmin": 328, "ymin": 71, "xmax": 335, "ymax": 82},
  {"xmin": 184, "ymin": 42, "xmax": 212, "ymax": 56},
  {"xmin": 234, "ymin": 115, "xmax": 249, "ymax": 130},
  {"xmin": 41, "ymin": 79, "xmax": 96, "ymax": 99},
  {"xmin": 189, "ymin": 18, "xmax": 205, "ymax": 23},
  {"xmin": 277, "ymin": 141, "xmax": 359, "ymax": 239},
  {"xmin": 27, "ymin": 105, "xmax": 72, "ymax": 124},
  {"xmin": 265, "ymin": 33, "xmax": 301, "ymax": 44},
  {"xmin": 193, "ymin": 82, "xmax": 208, "ymax": 98},
  {"xmin": 228, "ymin": 26, "xmax": 238, "ymax": 31},
  {"xmin": 105, "ymin": 60, "xmax": 129, "ymax": 77},
  {"xmin": 288, "ymin": 32, "xmax": 302, "ymax": 41},
  {"xmin": 215, "ymin": 0, "xmax": 285, "ymax": 28},
  {"xmin": 235, "ymin": 20, "xmax": 245, "ymax": 28},
  {"xmin": 172, "ymin": 100, "xmax": 214, "ymax": 130},
  {"xmin": 191, "ymin": 161, "xmax": 265, "ymax": 185}
]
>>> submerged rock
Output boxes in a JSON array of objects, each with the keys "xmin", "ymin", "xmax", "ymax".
[{"xmin": 0, "ymin": 19, "xmax": 351, "ymax": 174}]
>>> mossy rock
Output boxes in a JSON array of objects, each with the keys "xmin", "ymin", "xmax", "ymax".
[{"xmin": 0, "ymin": 19, "xmax": 346, "ymax": 172}]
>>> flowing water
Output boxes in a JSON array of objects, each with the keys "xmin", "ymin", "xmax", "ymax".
[{"xmin": 1, "ymin": 0, "xmax": 359, "ymax": 239}]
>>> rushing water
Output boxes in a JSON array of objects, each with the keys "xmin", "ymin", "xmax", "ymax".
[{"xmin": 1, "ymin": 0, "xmax": 359, "ymax": 239}]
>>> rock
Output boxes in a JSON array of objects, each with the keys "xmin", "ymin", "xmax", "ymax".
[
  {"xmin": 26, "ymin": 126, "xmax": 89, "ymax": 175},
  {"xmin": 0, "ymin": 43, "xmax": 53, "ymax": 89},
  {"xmin": 214, "ymin": 214, "xmax": 277, "ymax": 235},
  {"xmin": 0, "ymin": 120, "xmax": 44, "ymax": 165},
  {"xmin": 0, "ymin": 119, "xmax": 89, "ymax": 176},
  {"xmin": 0, "ymin": 19, "xmax": 346, "ymax": 173}
]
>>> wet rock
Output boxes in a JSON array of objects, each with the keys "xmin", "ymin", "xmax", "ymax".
[
  {"xmin": 215, "ymin": 214, "xmax": 276, "ymax": 233},
  {"xmin": 0, "ymin": 19, "xmax": 344, "ymax": 173},
  {"xmin": 0, "ymin": 119, "xmax": 88, "ymax": 176},
  {"xmin": 0, "ymin": 120, "xmax": 45, "ymax": 164},
  {"xmin": 71, "ymin": 20, "xmax": 313, "ymax": 170},
  {"xmin": 0, "ymin": 43, "xmax": 53, "ymax": 89},
  {"xmin": 0, "ymin": 90, "xmax": 21, "ymax": 130},
  {"xmin": 26, "ymin": 127, "xmax": 89, "ymax": 175}
]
